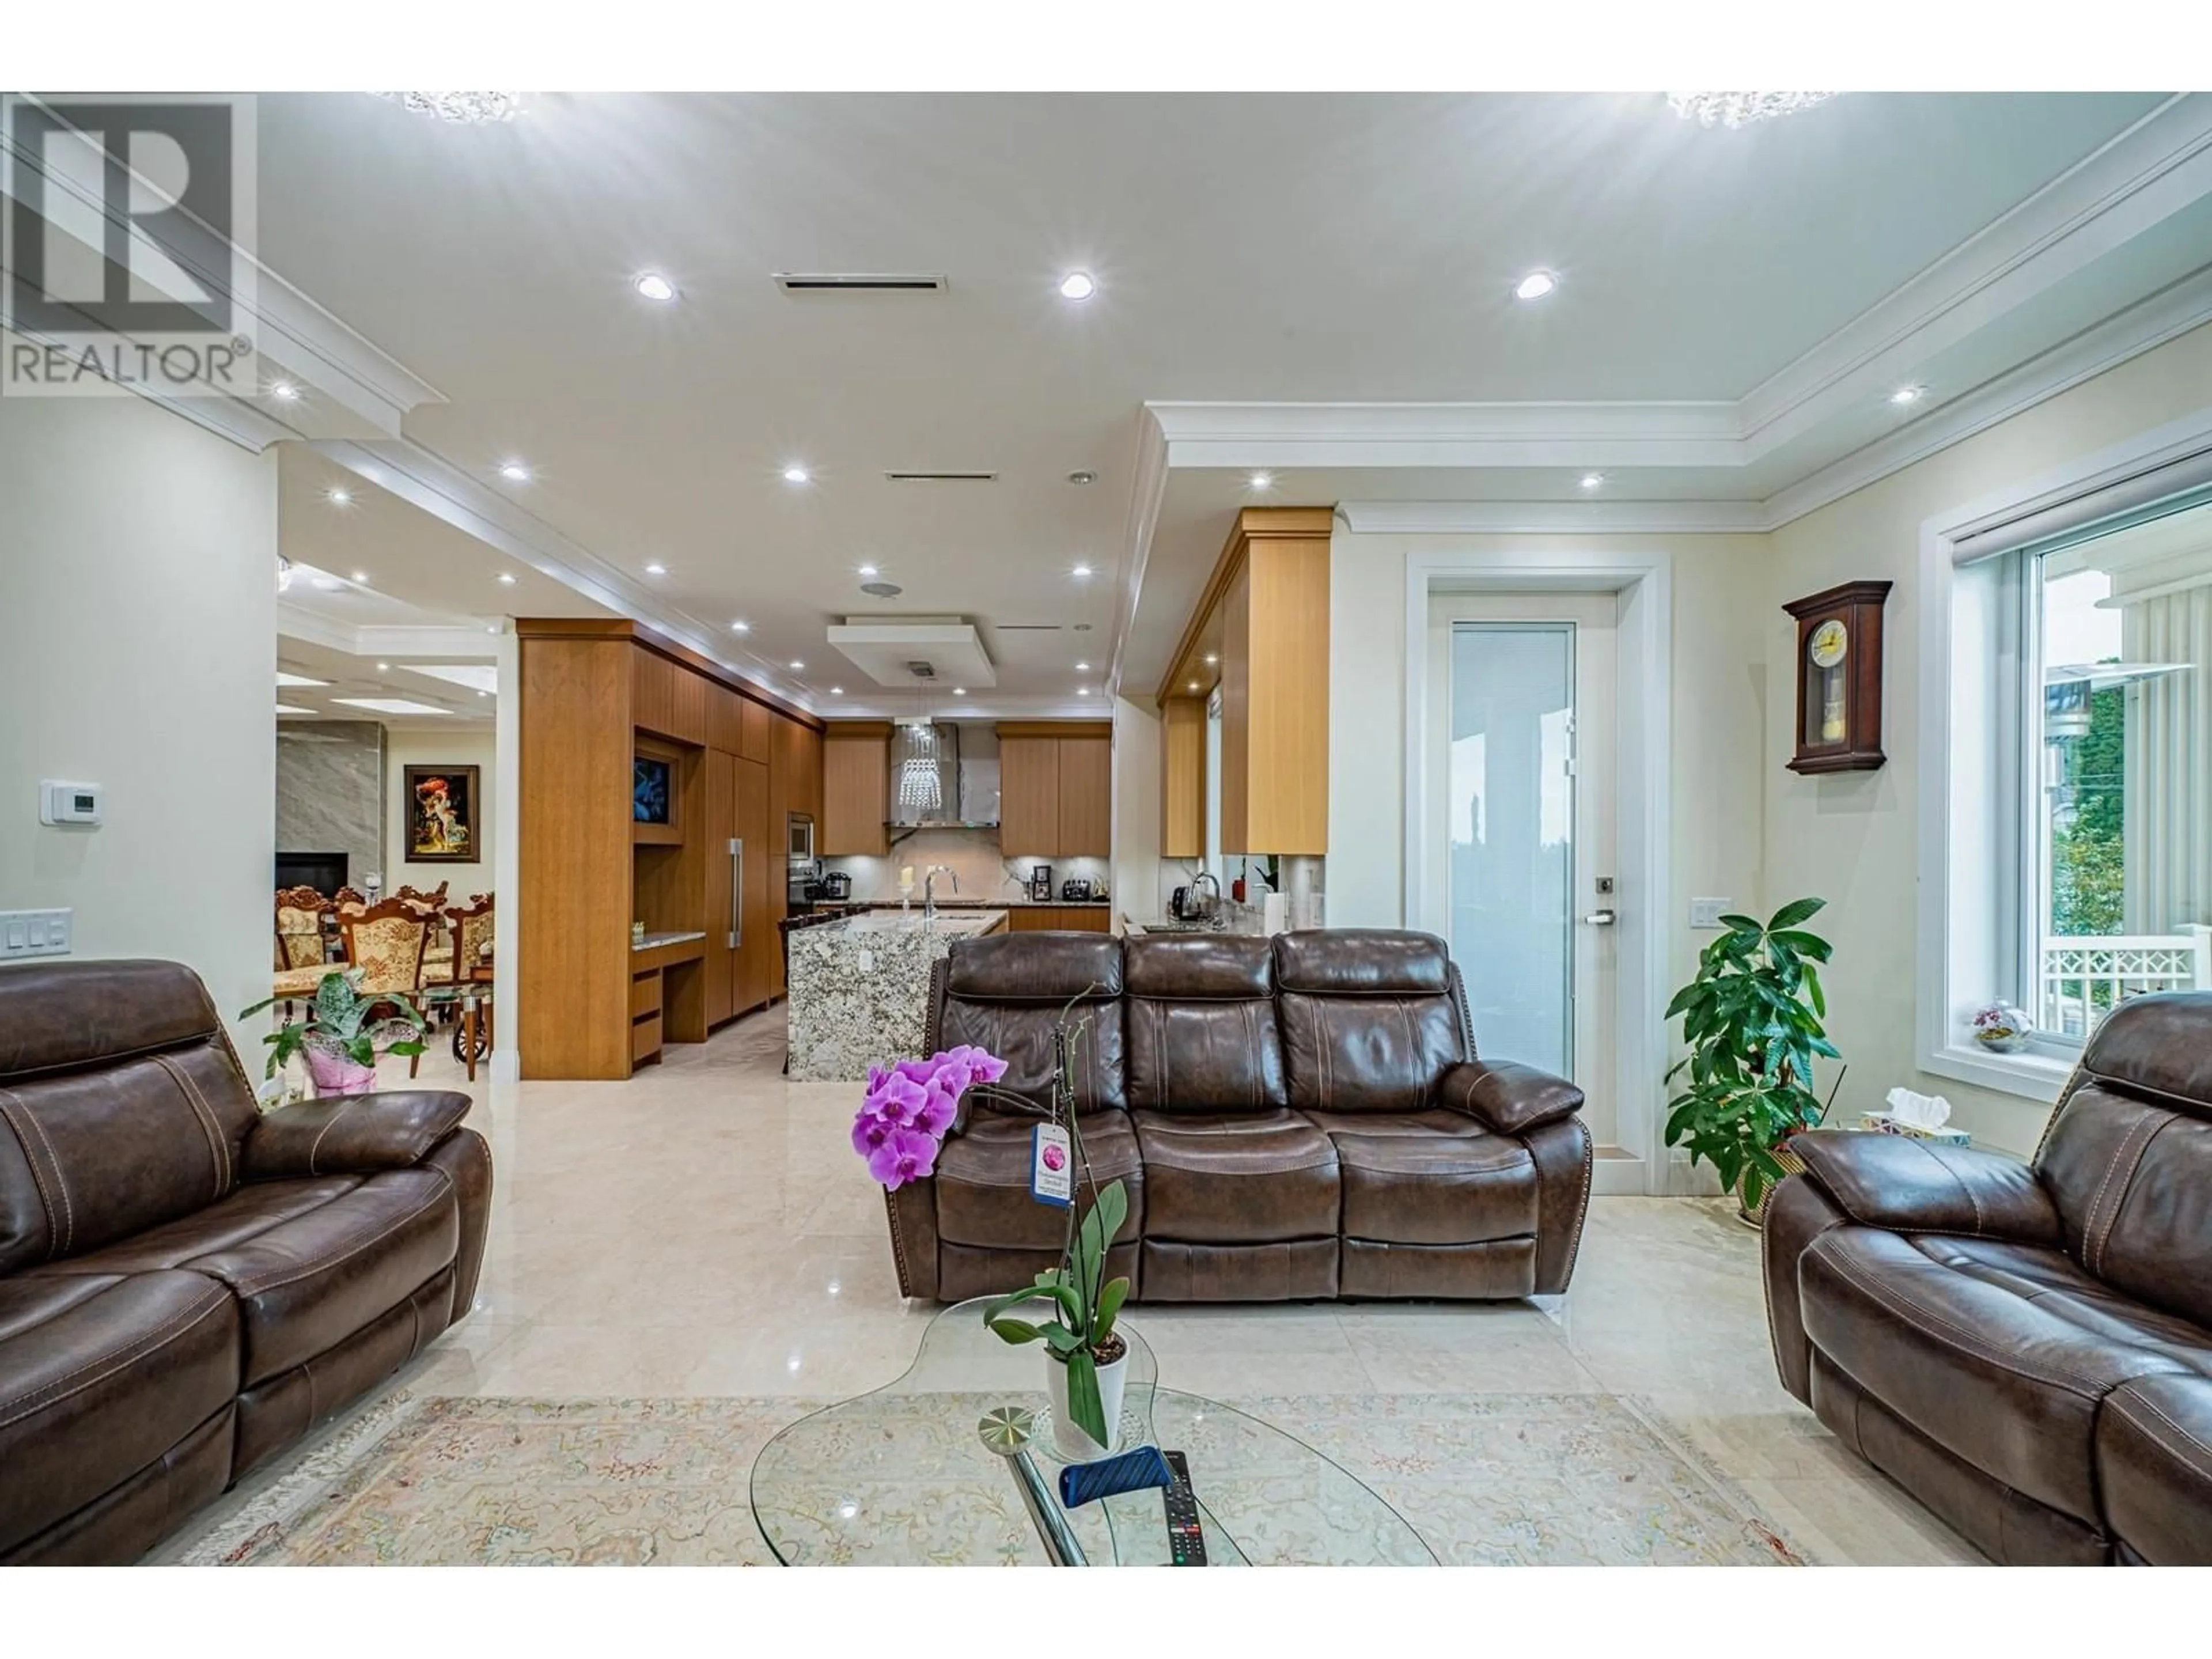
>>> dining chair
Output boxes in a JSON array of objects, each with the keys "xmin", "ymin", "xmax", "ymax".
[
  {"xmin": 274, "ymin": 885, "xmax": 330, "ymax": 972},
  {"xmin": 337, "ymin": 897, "xmax": 432, "ymax": 1078}
]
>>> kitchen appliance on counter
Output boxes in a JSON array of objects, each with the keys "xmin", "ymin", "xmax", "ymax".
[
  {"xmin": 817, "ymin": 870, "xmax": 853, "ymax": 902},
  {"xmin": 787, "ymin": 813, "xmax": 819, "ymax": 910},
  {"xmin": 1059, "ymin": 879, "xmax": 1094, "ymax": 902},
  {"xmin": 1027, "ymin": 864, "xmax": 1053, "ymax": 903}
]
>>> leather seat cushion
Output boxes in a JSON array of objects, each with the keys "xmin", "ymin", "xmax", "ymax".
[
  {"xmin": 24, "ymin": 1175, "xmax": 368, "ymax": 1276},
  {"xmin": 1331, "ymin": 1123, "xmax": 1536, "ymax": 1244},
  {"xmin": 933, "ymin": 1115, "xmax": 1143, "ymax": 1251},
  {"xmin": 0, "ymin": 1271, "xmax": 237, "ymax": 1556},
  {"xmin": 1132, "ymin": 1110, "xmax": 1339, "ymax": 1244},
  {"xmin": 1908, "ymin": 1234, "xmax": 2212, "ymax": 1378},
  {"xmin": 1799, "ymin": 1226, "xmax": 2191, "ymax": 1520},
  {"xmin": 2097, "ymin": 1375, "xmax": 2212, "ymax": 1566}
]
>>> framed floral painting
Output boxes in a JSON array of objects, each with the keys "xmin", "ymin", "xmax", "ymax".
[{"xmin": 404, "ymin": 764, "xmax": 480, "ymax": 863}]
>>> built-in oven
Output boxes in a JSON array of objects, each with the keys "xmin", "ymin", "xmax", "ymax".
[{"xmin": 786, "ymin": 813, "xmax": 817, "ymax": 908}]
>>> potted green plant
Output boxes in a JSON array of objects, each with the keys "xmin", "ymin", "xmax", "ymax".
[
  {"xmin": 1663, "ymin": 897, "xmax": 1842, "ymax": 1222},
  {"xmin": 240, "ymin": 970, "xmax": 427, "ymax": 1100}
]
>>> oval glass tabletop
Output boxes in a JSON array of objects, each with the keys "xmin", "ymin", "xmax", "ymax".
[{"xmin": 749, "ymin": 1297, "xmax": 1433, "ymax": 1566}]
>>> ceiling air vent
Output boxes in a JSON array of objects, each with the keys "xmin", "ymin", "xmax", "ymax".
[
  {"xmin": 906, "ymin": 661, "xmax": 937, "ymax": 680},
  {"xmin": 774, "ymin": 272, "xmax": 948, "ymax": 293},
  {"xmin": 884, "ymin": 471, "xmax": 998, "ymax": 484}
]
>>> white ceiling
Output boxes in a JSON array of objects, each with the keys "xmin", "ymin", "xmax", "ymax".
[{"xmin": 212, "ymin": 92, "xmax": 2212, "ymax": 713}]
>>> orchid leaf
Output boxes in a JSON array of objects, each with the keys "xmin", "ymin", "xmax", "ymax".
[
  {"xmin": 1063, "ymin": 1347, "xmax": 1108, "ymax": 1448},
  {"xmin": 987, "ymin": 1318, "xmax": 1050, "ymax": 1344}
]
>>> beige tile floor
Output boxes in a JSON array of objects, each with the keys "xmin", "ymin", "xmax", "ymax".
[{"xmin": 369, "ymin": 1008, "xmax": 1982, "ymax": 1565}]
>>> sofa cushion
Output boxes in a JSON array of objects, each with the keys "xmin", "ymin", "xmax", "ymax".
[
  {"xmin": 0, "ymin": 963, "xmax": 260, "ymax": 1274},
  {"xmin": 1798, "ymin": 1226, "xmax": 2190, "ymax": 1520},
  {"xmin": 2037, "ymin": 1078, "xmax": 2212, "ymax": 1332},
  {"xmin": 22, "ymin": 1175, "xmax": 366, "ymax": 1275},
  {"xmin": 1331, "ymin": 1122, "xmax": 1537, "ymax": 1245},
  {"xmin": 1132, "ymin": 1110, "xmax": 1339, "ymax": 1244},
  {"xmin": 1907, "ymin": 1234, "xmax": 2212, "ymax": 1377},
  {"xmin": 933, "ymin": 1115, "xmax": 1143, "ymax": 1252},
  {"xmin": 937, "ymin": 935, "xmax": 1127, "ymax": 1117},
  {"xmin": 1272, "ymin": 931, "xmax": 1466, "ymax": 1116},
  {"xmin": 0, "ymin": 1271, "xmax": 237, "ymax": 1556},
  {"xmin": 1124, "ymin": 935, "xmax": 1285, "ymax": 1115},
  {"xmin": 2097, "ymin": 1375, "xmax": 2212, "ymax": 1566}
]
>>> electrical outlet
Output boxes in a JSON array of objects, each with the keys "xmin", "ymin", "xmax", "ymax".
[
  {"xmin": 1689, "ymin": 897, "xmax": 1732, "ymax": 930},
  {"xmin": 1, "ymin": 909, "xmax": 73, "ymax": 959}
]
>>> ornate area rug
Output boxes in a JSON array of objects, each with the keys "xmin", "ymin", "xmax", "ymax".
[{"xmin": 157, "ymin": 1390, "xmax": 1810, "ymax": 1567}]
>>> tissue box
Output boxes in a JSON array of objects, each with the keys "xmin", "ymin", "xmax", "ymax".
[{"xmin": 1858, "ymin": 1112, "xmax": 1971, "ymax": 1147}]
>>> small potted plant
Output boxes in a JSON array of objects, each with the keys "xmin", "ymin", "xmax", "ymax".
[
  {"xmin": 1663, "ymin": 898, "xmax": 1842, "ymax": 1223},
  {"xmin": 240, "ymin": 970, "xmax": 427, "ymax": 1100}
]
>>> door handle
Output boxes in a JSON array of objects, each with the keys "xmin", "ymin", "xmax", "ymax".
[
  {"xmin": 729, "ymin": 839, "xmax": 743, "ymax": 949},
  {"xmin": 1581, "ymin": 908, "xmax": 1617, "ymax": 926}
]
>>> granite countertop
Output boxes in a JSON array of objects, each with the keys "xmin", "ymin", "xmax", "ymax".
[
  {"xmin": 812, "ymin": 896, "xmax": 1110, "ymax": 910},
  {"xmin": 632, "ymin": 929, "xmax": 707, "ymax": 951},
  {"xmin": 831, "ymin": 910, "xmax": 1008, "ymax": 938}
]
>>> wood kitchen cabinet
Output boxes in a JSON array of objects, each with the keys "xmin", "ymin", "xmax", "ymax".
[
  {"xmin": 1006, "ymin": 906, "xmax": 1112, "ymax": 933},
  {"xmin": 821, "ymin": 722, "xmax": 889, "ymax": 857},
  {"xmin": 997, "ymin": 722, "xmax": 1111, "ymax": 858}
]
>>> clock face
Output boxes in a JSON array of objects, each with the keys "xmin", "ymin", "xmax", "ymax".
[{"xmin": 1808, "ymin": 618, "xmax": 1849, "ymax": 669}]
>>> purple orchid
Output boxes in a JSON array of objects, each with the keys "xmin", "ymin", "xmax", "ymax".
[
  {"xmin": 868, "ymin": 1126, "xmax": 942, "ymax": 1190},
  {"xmin": 850, "ymin": 1108, "xmax": 896, "ymax": 1158}
]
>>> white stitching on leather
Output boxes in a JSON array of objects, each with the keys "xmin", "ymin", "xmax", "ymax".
[
  {"xmin": 0, "ymin": 1289, "xmax": 229, "ymax": 1428},
  {"xmin": 3, "ymin": 1093, "xmax": 75, "ymax": 1256},
  {"xmin": 2086, "ymin": 1113, "xmax": 2166, "ymax": 1275},
  {"xmin": 0, "ymin": 1086, "xmax": 63, "ymax": 1261},
  {"xmin": 2121, "ymin": 1389, "xmax": 2212, "ymax": 1472},
  {"xmin": 218, "ymin": 1172, "xmax": 450, "ymax": 1300},
  {"xmin": 304, "ymin": 1100, "xmax": 358, "ymax": 1178},
  {"xmin": 153, "ymin": 1053, "xmax": 230, "ymax": 1199}
]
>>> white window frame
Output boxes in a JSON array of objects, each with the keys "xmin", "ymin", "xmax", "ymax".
[{"xmin": 1918, "ymin": 408, "xmax": 2212, "ymax": 1101}]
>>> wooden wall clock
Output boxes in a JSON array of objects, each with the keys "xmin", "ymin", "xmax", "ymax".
[{"xmin": 1783, "ymin": 580, "xmax": 1892, "ymax": 774}]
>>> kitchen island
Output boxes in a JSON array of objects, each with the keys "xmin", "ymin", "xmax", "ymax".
[{"xmin": 785, "ymin": 908, "xmax": 1009, "ymax": 1082}]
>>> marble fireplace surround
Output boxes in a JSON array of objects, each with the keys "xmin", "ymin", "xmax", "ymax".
[{"xmin": 276, "ymin": 721, "xmax": 384, "ymax": 891}]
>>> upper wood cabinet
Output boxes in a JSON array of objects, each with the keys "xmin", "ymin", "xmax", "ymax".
[
  {"xmin": 632, "ymin": 649, "xmax": 706, "ymax": 744},
  {"xmin": 998, "ymin": 723, "xmax": 1111, "ymax": 858},
  {"xmin": 821, "ymin": 722, "xmax": 891, "ymax": 857},
  {"xmin": 1160, "ymin": 697, "xmax": 1206, "ymax": 858}
]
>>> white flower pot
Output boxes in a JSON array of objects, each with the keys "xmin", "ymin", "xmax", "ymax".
[{"xmin": 1045, "ymin": 1343, "xmax": 1128, "ymax": 1460}]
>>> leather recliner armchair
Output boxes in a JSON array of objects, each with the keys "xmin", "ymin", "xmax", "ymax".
[
  {"xmin": 1763, "ymin": 990, "xmax": 2212, "ymax": 1565},
  {"xmin": 0, "ymin": 960, "xmax": 493, "ymax": 1565},
  {"xmin": 882, "ymin": 930, "xmax": 1593, "ymax": 1305}
]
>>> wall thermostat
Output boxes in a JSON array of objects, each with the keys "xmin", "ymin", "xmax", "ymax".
[{"xmin": 39, "ymin": 781, "xmax": 104, "ymax": 827}]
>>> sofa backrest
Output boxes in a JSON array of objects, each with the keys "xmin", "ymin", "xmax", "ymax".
[
  {"xmin": 0, "ymin": 960, "xmax": 257, "ymax": 1273},
  {"xmin": 1124, "ymin": 934, "xmax": 1285, "ymax": 1115},
  {"xmin": 1272, "ymin": 929, "xmax": 1469, "ymax": 1115},
  {"xmin": 932, "ymin": 933, "xmax": 1127, "ymax": 1116},
  {"xmin": 2035, "ymin": 991, "xmax": 2212, "ymax": 1330}
]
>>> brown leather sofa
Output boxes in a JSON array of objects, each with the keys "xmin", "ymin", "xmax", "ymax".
[
  {"xmin": 0, "ymin": 960, "xmax": 493, "ymax": 1565},
  {"xmin": 1764, "ymin": 990, "xmax": 2212, "ymax": 1565},
  {"xmin": 884, "ymin": 930, "xmax": 1592, "ymax": 1304}
]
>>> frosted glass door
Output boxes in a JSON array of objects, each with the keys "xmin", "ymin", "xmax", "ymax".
[{"xmin": 1448, "ymin": 624, "xmax": 1575, "ymax": 1078}]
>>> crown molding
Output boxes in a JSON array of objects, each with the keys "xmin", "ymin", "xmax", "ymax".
[
  {"xmin": 1335, "ymin": 499, "xmax": 1768, "ymax": 536},
  {"xmin": 1147, "ymin": 399, "xmax": 1744, "ymax": 469},
  {"xmin": 1104, "ymin": 406, "xmax": 1172, "ymax": 699}
]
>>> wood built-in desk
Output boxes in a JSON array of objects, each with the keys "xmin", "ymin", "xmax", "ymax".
[{"xmin": 630, "ymin": 931, "xmax": 707, "ymax": 1067}]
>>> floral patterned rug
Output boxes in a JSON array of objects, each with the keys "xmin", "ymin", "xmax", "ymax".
[{"xmin": 157, "ymin": 1389, "xmax": 1811, "ymax": 1567}]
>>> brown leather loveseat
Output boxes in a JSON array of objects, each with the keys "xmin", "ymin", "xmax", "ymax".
[
  {"xmin": 884, "ymin": 929, "xmax": 1592, "ymax": 1305},
  {"xmin": 0, "ymin": 960, "xmax": 493, "ymax": 1565},
  {"xmin": 1764, "ymin": 991, "xmax": 2212, "ymax": 1565}
]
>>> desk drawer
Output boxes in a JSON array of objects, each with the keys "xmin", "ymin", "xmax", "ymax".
[
  {"xmin": 631, "ymin": 1011, "xmax": 662, "ymax": 1064},
  {"xmin": 630, "ymin": 971, "xmax": 662, "ymax": 1018}
]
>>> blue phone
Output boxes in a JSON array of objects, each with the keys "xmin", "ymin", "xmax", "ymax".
[{"xmin": 1058, "ymin": 1444, "xmax": 1175, "ymax": 1509}]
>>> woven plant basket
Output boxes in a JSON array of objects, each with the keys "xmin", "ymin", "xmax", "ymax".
[{"xmin": 1734, "ymin": 1139, "xmax": 1809, "ymax": 1229}]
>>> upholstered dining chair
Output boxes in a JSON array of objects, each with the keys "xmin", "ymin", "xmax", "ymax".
[
  {"xmin": 337, "ymin": 897, "xmax": 432, "ymax": 1078},
  {"xmin": 273, "ymin": 886, "xmax": 330, "ymax": 971},
  {"xmin": 425, "ymin": 895, "xmax": 495, "ymax": 983}
]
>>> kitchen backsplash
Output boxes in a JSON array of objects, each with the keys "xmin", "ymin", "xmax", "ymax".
[{"xmin": 821, "ymin": 828, "xmax": 1110, "ymax": 903}]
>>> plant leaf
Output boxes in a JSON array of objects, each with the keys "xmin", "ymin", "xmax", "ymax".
[
  {"xmin": 1063, "ymin": 1348, "xmax": 1108, "ymax": 1448},
  {"xmin": 987, "ymin": 1317, "xmax": 1050, "ymax": 1344},
  {"xmin": 1093, "ymin": 1276, "xmax": 1130, "ymax": 1343},
  {"xmin": 1767, "ymin": 896, "xmax": 1827, "ymax": 931}
]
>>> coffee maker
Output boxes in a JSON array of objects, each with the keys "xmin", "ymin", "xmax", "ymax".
[{"xmin": 1027, "ymin": 863, "xmax": 1053, "ymax": 902}]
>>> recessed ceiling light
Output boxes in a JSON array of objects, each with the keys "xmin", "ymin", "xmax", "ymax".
[
  {"xmin": 1075, "ymin": 661, "xmax": 1091, "ymax": 672},
  {"xmin": 789, "ymin": 660, "xmax": 805, "ymax": 671},
  {"xmin": 857, "ymin": 564, "xmax": 878, "ymax": 578},
  {"xmin": 783, "ymin": 465, "xmax": 810, "ymax": 484},
  {"xmin": 497, "ymin": 572, "xmax": 517, "ymax": 585},
  {"xmin": 953, "ymin": 687, "xmax": 968, "ymax": 696},
  {"xmin": 376, "ymin": 661, "xmax": 391, "ymax": 671},
  {"xmin": 498, "ymin": 461, "xmax": 532, "ymax": 483},
  {"xmin": 270, "ymin": 381, "xmax": 301, "ymax": 402},
  {"xmin": 1071, "ymin": 564, "xmax": 1093, "ymax": 579},
  {"xmin": 1077, "ymin": 687, "xmax": 1092, "ymax": 696},
  {"xmin": 1188, "ymin": 680, "xmax": 1202, "ymax": 692},
  {"xmin": 326, "ymin": 487, "xmax": 352, "ymax": 507},
  {"xmin": 478, "ymin": 690, "xmax": 489, "ymax": 698},
  {"xmin": 1058, "ymin": 271, "xmax": 1097, "ymax": 301},
  {"xmin": 1203, "ymin": 653, "xmax": 1219, "ymax": 665},
  {"xmin": 1067, "ymin": 470, "xmax": 1096, "ymax": 486},
  {"xmin": 730, "ymin": 620, "xmax": 750, "ymax": 633},
  {"xmin": 1580, "ymin": 473, "xmax": 1605, "ymax": 490},
  {"xmin": 1249, "ymin": 472, "xmax": 1274, "ymax": 491},
  {"xmin": 645, "ymin": 562, "xmax": 667, "ymax": 576},
  {"xmin": 1514, "ymin": 270, "xmax": 1558, "ymax": 301},
  {"xmin": 1889, "ymin": 385, "xmax": 1926, "ymax": 407},
  {"xmin": 830, "ymin": 686, "xmax": 844, "ymax": 695},
  {"xmin": 634, "ymin": 272, "xmax": 678, "ymax": 302}
]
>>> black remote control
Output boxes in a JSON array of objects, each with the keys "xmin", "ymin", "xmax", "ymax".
[{"xmin": 1162, "ymin": 1449, "xmax": 1207, "ymax": 1566}]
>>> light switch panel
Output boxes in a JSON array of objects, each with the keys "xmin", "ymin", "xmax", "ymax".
[
  {"xmin": 1689, "ymin": 897, "xmax": 1732, "ymax": 930},
  {"xmin": 0, "ymin": 909, "xmax": 73, "ymax": 959}
]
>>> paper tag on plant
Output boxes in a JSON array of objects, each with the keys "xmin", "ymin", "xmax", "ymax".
[{"xmin": 1030, "ymin": 1122, "xmax": 1073, "ymax": 1207}]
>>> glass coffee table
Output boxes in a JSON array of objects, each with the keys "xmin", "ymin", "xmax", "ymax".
[{"xmin": 749, "ymin": 1298, "xmax": 1434, "ymax": 1566}]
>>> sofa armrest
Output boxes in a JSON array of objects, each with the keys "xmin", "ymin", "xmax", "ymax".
[
  {"xmin": 243, "ymin": 1090, "xmax": 472, "ymax": 1179},
  {"xmin": 1786, "ymin": 1129, "xmax": 2061, "ymax": 1244},
  {"xmin": 1435, "ymin": 1059, "xmax": 1584, "ymax": 1135}
]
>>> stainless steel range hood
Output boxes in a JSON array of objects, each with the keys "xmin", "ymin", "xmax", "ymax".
[{"xmin": 887, "ymin": 721, "xmax": 999, "ymax": 829}]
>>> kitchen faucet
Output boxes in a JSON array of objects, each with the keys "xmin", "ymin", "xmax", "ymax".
[
  {"xmin": 924, "ymin": 865, "xmax": 959, "ymax": 924},
  {"xmin": 1191, "ymin": 869, "xmax": 1221, "ymax": 922}
]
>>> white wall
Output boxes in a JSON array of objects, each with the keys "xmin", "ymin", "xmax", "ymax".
[
  {"xmin": 1110, "ymin": 696, "xmax": 1164, "ymax": 927},
  {"xmin": 383, "ymin": 724, "xmax": 497, "ymax": 897},
  {"xmin": 0, "ymin": 389, "xmax": 276, "ymax": 1052},
  {"xmin": 1766, "ymin": 318, "xmax": 2212, "ymax": 1155}
]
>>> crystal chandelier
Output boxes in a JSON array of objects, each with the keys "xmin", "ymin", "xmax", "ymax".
[
  {"xmin": 372, "ymin": 92, "xmax": 523, "ymax": 124},
  {"xmin": 1667, "ymin": 92, "xmax": 1839, "ymax": 129}
]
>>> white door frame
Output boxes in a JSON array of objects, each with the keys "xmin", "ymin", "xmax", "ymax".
[{"xmin": 1402, "ymin": 549, "xmax": 1673, "ymax": 1193}]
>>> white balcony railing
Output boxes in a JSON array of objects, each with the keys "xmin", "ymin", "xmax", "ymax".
[{"xmin": 2040, "ymin": 925, "xmax": 2212, "ymax": 1039}]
